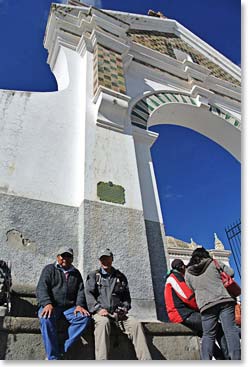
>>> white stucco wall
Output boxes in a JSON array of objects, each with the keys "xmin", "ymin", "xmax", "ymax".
[
  {"xmin": 0, "ymin": 45, "xmax": 145, "ymax": 212},
  {"xmin": 0, "ymin": 47, "xmax": 87, "ymax": 207}
]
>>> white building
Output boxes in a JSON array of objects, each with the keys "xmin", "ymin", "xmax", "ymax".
[{"xmin": 167, "ymin": 233, "xmax": 231, "ymax": 268}]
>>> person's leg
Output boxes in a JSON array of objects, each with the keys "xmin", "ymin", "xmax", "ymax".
[
  {"xmin": 63, "ymin": 307, "xmax": 90, "ymax": 352},
  {"xmin": 92, "ymin": 313, "xmax": 111, "ymax": 360},
  {"xmin": 219, "ymin": 302, "xmax": 241, "ymax": 360},
  {"xmin": 183, "ymin": 311, "xmax": 203, "ymax": 335},
  {"xmin": 201, "ymin": 306, "xmax": 219, "ymax": 360},
  {"xmin": 121, "ymin": 316, "xmax": 151, "ymax": 360},
  {"xmin": 183, "ymin": 311, "xmax": 226, "ymax": 360},
  {"xmin": 215, "ymin": 322, "xmax": 229, "ymax": 359},
  {"xmin": 38, "ymin": 306, "xmax": 62, "ymax": 360}
]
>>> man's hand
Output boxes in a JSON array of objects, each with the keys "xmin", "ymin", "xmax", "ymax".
[
  {"xmin": 41, "ymin": 304, "xmax": 54, "ymax": 318},
  {"xmin": 97, "ymin": 308, "xmax": 109, "ymax": 316},
  {"xmin": 74, "ymin": 305, "xmax": 90, "ymax": 316}
]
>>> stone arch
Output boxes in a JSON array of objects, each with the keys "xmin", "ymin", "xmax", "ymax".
[
  {"xmin": 130, "ymin": 91, "xmax": 240, "ymax": 318},
  {"xmin": 131, "ymin": 91, "xmax": 241, "ymax": 162}
]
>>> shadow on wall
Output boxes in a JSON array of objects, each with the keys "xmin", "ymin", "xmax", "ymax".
[
  {"xmin": 144, "ymin": 220, "xmax": 168, "ymax": 322},
  {"xmin": 0, "ymin": 318, "xmax": 8, "ymax": 359}
]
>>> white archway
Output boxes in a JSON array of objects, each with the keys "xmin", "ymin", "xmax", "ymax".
[{"xmin": 131, "ymin": 91, "xmax": 241, "ymax": 162}]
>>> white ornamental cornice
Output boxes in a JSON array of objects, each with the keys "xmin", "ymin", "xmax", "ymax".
[
  {"xmin": 93, "ymin": 86, "xmax": 131, "ymax": 133},
  {"xmin": 210, "ymin": 249, "xmax": 231, "ymax": 257},
  {"xmin": 45, "ymin": 6, "xmax": 131, "ymax": 68},
  {"xmin": 176, "ymin": 23, "xmax": 240, "ymax": 83},
  {"xmin": 167, "ymin": 247, "xmax": 196, "ymax": 257},
  {"xmin": 106, "ymin": 10, "xmax": 240, "ymax": 82},
  {"xmin": 124, "ymin": 42, "xmax": 241, "ymax": 102},
  {"xmin": 90, "ymin": 29, "xmax": 130, "ymax": 55},
  {"xmin": 45, "ymin": 4, "xmax": 241, "ymax": 107}
]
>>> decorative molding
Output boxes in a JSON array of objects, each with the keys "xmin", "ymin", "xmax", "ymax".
[
  {"xmin": 93, "ymin": 86, "xmax": 130, "ymax": 132},
  {"xmin": 128, "ymin": 30, "xmax": 240, "ymax": 87},
  {"xmin": 131, "ymin": 91, "xmax": 241, "ymax": 130},
  {"xmin": 131, "ymin": 91, "xmax": 198, "ymax": 129}
]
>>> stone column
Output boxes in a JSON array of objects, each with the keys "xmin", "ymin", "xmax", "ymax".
[{"xmin": 132, "ymin": 127, "xmax": 169, "ymax": 321}]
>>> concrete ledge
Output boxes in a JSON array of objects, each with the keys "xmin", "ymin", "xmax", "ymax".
[
  {"xmin": 0, "ymin": 316, "xmax": 195, "ymax": 335},
  {"xmin": 0, "ymin": 316, "xmax": 200, "ymax": 360}
]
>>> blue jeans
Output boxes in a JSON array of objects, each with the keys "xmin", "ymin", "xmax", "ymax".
[
  {"xmin": 183, "ymin": 311, "xmax": 229, "ymax": 359},
  {"xmin": 38, "ymin": 306, "xmax": 90, "ymax": 360},
  {"xmin": 201, "ymin": 302, "xmax": 241, "ymax": 360}
]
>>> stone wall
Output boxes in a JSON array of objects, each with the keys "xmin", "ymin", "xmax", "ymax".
[{"xmin": 0, "ymin": 316, "xmax": 200, "ymax": 360}]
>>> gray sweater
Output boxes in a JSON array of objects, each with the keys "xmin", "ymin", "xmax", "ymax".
[{"xmin": 185, "ymin": 259, "xmax": 235, "ymax": 313}]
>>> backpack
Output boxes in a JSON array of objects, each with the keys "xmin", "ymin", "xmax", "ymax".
[{"xmin": 0, "ymin": 260, "xmax": 12, "ymax": 309}]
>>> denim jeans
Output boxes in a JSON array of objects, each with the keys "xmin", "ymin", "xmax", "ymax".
[
  {"xmin": 201, "ymin": 302, "xmax": 241, "ymax": 360},
  {"xmin": 183, "ymin": 311, "xmax": 229, "ymax": 359},
  {"xmin": 38, "ymin": 306, "xmax": 90, "ymax": 360}
]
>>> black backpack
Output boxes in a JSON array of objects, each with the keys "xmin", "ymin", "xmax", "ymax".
[{"xmin": 0, "ymin": 260, "xmax": 12, "ymax": 309}]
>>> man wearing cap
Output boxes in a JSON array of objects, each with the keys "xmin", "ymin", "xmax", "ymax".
[
  {"xmin": 36, "ymin": 247, "xmax": 90, "ymax": 360},
  {"xmin": 85, "ymin": 248, "xmax": 151, "ymax": 360},
  {"xmin": 164, "ymin": 258, "xmax": 228, "ymax": 359}
]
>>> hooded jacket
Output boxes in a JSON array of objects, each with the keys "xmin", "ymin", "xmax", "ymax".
[{"xmin": 185, "ymin": 258, "xmax": 235, "ymax": 313}]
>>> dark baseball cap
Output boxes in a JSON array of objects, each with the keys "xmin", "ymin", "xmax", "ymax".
[{"xmin": 171, "ymin": 259, "xmax": 185, "ymax": 270}]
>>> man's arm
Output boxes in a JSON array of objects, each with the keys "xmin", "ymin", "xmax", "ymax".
[
  {"xmin": 74, "ymin": 271, "xmax": 90, "ymax": 316},
  {"xmin": 36, "ymin": 265, "xmax": 54, "ymax": 318},
  {"xmin": 119, "ymin": 272, "xmax": 131, "ymax": 311},
  {"xmin": 36, "ymin": 265, "xmax": 53, "ymax": 307},
  {"xmin": 85, "ymin": 272, "xmax": 103, "ymax": 314},
  {"xmin": 75, "ymin": 271, "xmax": 88, "ymax": 307}
]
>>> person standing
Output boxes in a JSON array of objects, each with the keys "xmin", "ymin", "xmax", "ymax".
[
  {"xmin": 85, "ymin": 248, "xmax": 151, "ymax": 360},
  {"xmin": 36, "ymin": 247, "xmax": 90, "ymax": 360},
  {"xmin": 164, "ymin": 258, "xmax": 228, "ymax": 359},
  {"xmin": 185, "ymin": 247, "xmax": 241, "ymax": 360}
]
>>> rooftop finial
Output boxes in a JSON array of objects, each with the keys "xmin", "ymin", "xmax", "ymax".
[
  {"xmin": 189, "ymin": 238, "xmax": 197, "ymax": 249},
  {"xmin": 214, "ymin": 233, "xmax": 225, "ymax": 250}
]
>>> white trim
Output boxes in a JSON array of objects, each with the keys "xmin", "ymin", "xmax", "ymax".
[{"xmin": 166, "ymin": 277, "xmax": 188, "ymax": 299}]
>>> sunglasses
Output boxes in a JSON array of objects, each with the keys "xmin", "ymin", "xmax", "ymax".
[{"xmin": 60, "ymin": 253, "xmax": 73, "ymax": 258}]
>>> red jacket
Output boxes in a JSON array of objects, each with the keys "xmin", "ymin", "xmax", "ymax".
[{"xmin": 164, "ymin": 270, "xmax": 198, "ymax": 323}]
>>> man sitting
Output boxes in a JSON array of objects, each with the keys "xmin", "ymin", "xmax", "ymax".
[
  {"xmin": 36, "ymin": 247, "xmax": 90, "ymax": 360},
  {"xmin": 85, "ymin": 248, "xmax": 151, "ymax": 360}
]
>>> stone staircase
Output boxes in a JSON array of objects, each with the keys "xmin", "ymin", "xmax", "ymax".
[{"xmin": 0, "ymin": 289, "xmax": 201, "ymax": 360}]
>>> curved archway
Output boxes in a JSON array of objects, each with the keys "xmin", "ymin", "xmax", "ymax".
[
  {"xmin": 131, "ymin": 91, "xmax": 241, "ymax": 162},
  {"xmin": 131, "ymin": 92, "xmax": 241, "ymax": 319},
  {"xmin": 150, "ymin": 123, "xmax": 241, "ymax": 278}
]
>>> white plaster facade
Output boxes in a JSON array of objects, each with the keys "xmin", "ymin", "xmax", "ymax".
[{"xmin": 167, "ymin": 233, "xmax": 231, "ymax": 268}]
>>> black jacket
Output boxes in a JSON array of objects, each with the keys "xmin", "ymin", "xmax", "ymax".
[
  {"xmin": 85, "ymin": 267, "xmax": 131, "ymax": 314},
  {"xmin": 36, "ymin": 263, "xmax": 87, "ymax": 309}
]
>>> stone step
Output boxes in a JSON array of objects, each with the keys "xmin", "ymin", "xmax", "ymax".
[
  {"xmin": 0, "ymin": 316, "xmax": 200, "ymax": 360},
  {"xmin": 10, "ymin": 291, "xmax": 37, "ymax": 317}
]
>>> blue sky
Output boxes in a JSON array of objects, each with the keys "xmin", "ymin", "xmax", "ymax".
[{"xmin": 0, "ymin": 1, "xmax": 241, "ymax": 280}]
